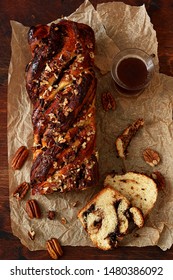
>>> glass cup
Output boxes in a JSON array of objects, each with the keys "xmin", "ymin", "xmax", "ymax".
[{"xmin": 111, "ymin": 48, "xmax": 155, "ymax": 96}]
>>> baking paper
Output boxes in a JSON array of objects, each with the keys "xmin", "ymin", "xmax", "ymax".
[{"xmin": 8, "ymin": 0, "xmax": 173, "ymax": 252}]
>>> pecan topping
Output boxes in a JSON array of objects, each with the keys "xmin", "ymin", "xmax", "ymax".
[
  {"xmin": 46, "ymin": 238, "xmax": 63, "ymax": 259},
  {"xmin": 143, "ymin": 148, "xmax": 161, "ymax": 167},
  {"xmin": 13, "ymin": 181, "xmax": 30, "ymax": 200},
  {"xmin": 26, "ymin": 199, "xmax": 41, "ymax": 219},
  {"xmin": 11, "ymin": 146, "xmax": 29, "ymax": 170},
  {"xmin": 151, "ymin": 171, "xmax": 166, "ymax": 190},
  {"xmin": 48, "ymin": 210, "xmax": 56, "ymax": 220},
  {"xmin": 101, "ymin": 91, "xmax": 116, "ymax": 111}
]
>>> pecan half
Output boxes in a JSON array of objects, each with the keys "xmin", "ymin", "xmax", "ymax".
[
  {"xmin": 11, "ymin": 146, "xmax": 29, "ymax": 170},
  {"xmin": 13, "ymin": 181, "xmax": 30, "ymax": 200},
  {"xmin": 46, "ymin": 238, "xmax": 63, "ymax": 259},
  {"xmin": 143, "ymin": 148, "xmax": 161, "ymax": 167},
  {"xmin": 101, "ymin": 91, "xmax": 116, "ymax": 111},
  {"xmin": 151, "ymin": 171, "xmax": 166, "ymax": 190},
  {"xmin": 26, "ymin": 199, "xmax": 41, "ymax": 219}
]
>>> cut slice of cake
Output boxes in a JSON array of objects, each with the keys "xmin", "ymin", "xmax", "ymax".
[
  {"xmin": 115, "ymin": 118, "xmax": 144, "ymax": 158},
  {"xmin": 78, "ymin": 186, "xmax": 144, "ymax": 250},
  {"xmin": 104, "ymin": 172, "xmax": 158, "ymax": 217}
]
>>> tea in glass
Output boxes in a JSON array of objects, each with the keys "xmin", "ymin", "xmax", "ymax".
[{"xmin": 111, "ymin": 48, "xmax": 155, "ymax": 96}]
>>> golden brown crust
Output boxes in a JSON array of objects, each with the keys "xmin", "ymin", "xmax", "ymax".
[{"xmin": 26, "ymin": 20, "xmax": 98, "ymax": 194}]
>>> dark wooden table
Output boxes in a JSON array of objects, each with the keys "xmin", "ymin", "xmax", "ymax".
[{"xmin": 1, "ymin": 0, "xmax": 173, "ymax": 260}]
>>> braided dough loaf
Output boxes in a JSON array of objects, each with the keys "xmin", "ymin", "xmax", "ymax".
[{"xmin": 26, "ymin": 20, "xmax": 98, "ymax": 194}]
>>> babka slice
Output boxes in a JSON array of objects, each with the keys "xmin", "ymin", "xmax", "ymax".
[
  {"xmin": 104, "ymin": 172, "xmax": 158, "ymax": 217},
  {"xmin": 78, "ymin": 186, "xmax": 144, "ymax": 250}
]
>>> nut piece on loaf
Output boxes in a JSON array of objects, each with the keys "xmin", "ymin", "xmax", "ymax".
[
  {"xmin": 25, "ymin": 20, "xmax": 98, "ymax": 194},
  {"xmin": 104, "ymin": 172, "xmax": 158, "ymax": 217},
  {"xmin": 78, "ymin": 186, "xmax": 144, "ymax": 250}
]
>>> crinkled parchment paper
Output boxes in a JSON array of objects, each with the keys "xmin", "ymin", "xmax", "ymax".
[{"xmin": 8, "ymin": 0, "xmax": 173, "ymax": 252}]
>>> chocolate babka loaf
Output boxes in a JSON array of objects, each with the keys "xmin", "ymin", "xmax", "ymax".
[{"xmin": 26, "ymin": 19, "xmax": 98, "ymax": 194}]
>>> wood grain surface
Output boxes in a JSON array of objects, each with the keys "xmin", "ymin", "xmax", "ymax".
[{"xmin": 0, "ymin": 0, "xmax": 173, "ymax": 260}]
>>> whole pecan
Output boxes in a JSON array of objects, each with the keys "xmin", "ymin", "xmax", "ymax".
[
  {"xmin": 46, "ymin": 238, "xmax": 63, "ymax": 259},
  {"xmin": 13, "ymin": 181, "xmax": 30, "ymax": 200},
  {"xmin": 26, "ymin": 199, "xmax": 41, "ymax": 219},
  {"xmin": 11, "ymin": 146, "xmax": 29, "ymax": 170},
  {"xmin": 101, "ymin": 91, "xmax": 116, "ymax": 111},
  {"xmin": 143, "ymin": 148, "xmax": 160, "ymax": 167}
]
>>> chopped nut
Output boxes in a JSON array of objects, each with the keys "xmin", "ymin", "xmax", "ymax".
[
  {"xmin": 11, "ymin": 146, "xmax": 29, "ymax": 170},
  {"xmin": 143, "ymin": 148, "xmax": 161, "ymax": 167},
  {"xmin": 13, "ymin": 181, "xmax": 30, "ymax": 200},
  {"xmin": 48, "ymin": 210, "xmax": 56, "ymax": 220},
  {"xmin": 26, "ymin": 199, "xmax": 41, "ymax": 219},
  {"xmin": 115, "ymin": 118, "xmax": 144, "ymax": 158},
  {"xmin": 74, "ymin": 89, "xmax": 78, "ymax": 95},
  {"xmin": 28, "ymin": 229, "xmax": 36, "ymax": 240},
  {"xmin": 61, "ymin": 217, "xmax": 67, "ymax": 224},
  {"xmin": 45, "ymin": 63, "xmax": 52, "ymax": 72},
  {"xmin": 77, "ymin": 54, "xmax": 84, "ymax": 63},
  {"xmin": 46, "ymin": 238, "xmax": 63, "ymax": 259},
  {"xmin": 87, "ymin": 43, "xmax": 93, "ymax": 49},
  {"xmin": 101, "ymin": 91, "xmax": 116, "ymax": 111},
  {"xmin": 48, "ymin": 85, "xmax": 53, "ymax": 91},
  {"xmin": 89, "ymin": 52, "xmax": 94, "ymax": 59},
  {"xmin": 40, "ymin": 80, "xmax": 49, "ymax": 86},
  {"xmin": 151, "ymin": 171, "xmax": 166, "ymax": 190},
  {"xmin": 71, "ymin": 201, "xmax": 79, "ymax": 207},
  {"xmin": 82, "ymin": 142, "xmax": 87, "ymax": 149}
]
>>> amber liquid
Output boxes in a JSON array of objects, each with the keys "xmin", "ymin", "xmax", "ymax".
[{"xmin": 115, "ymin": 57, "xmax": 149, "ymax": 95}]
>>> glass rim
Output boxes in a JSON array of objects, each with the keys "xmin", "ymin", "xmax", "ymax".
[{"xmin": 111, "ymin": 48, "xmax": 155, "ymax": 91}]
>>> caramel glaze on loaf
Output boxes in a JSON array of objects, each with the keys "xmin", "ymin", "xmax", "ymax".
[{"xmin": 25, "ymin": 20, "xmax": 98, "ymax": 194}]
